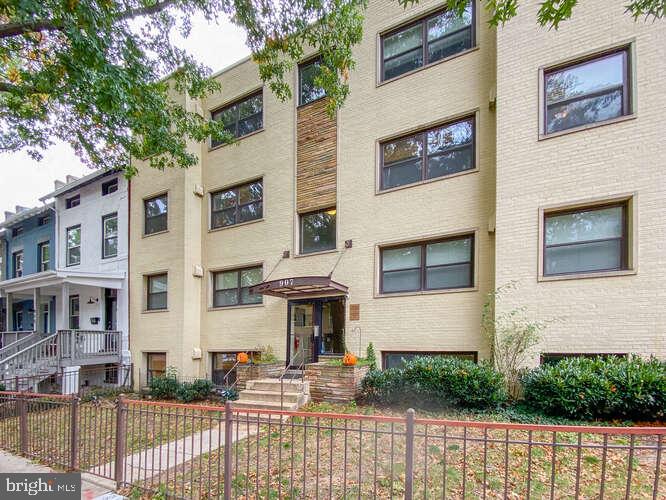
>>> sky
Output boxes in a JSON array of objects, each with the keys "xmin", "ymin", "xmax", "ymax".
[{"xmin": 0, "ymin": 14, "xmax": 251, "ymax": 214}]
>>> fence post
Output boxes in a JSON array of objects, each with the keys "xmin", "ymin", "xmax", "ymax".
[
  {"xmin": 69, "ymin": 395, "xmax": 79, "ymax": 470},
  {"xmin": 114, "ymin": 396, "xmax": 127, "ymax": 487},
  {"xmin": 405, "ymin": 408, "xmax": 415, "ymax": 500},
  {"xmin": 18, "ymin": 393, "xmax": 28, "ymax": 455},
  {"xmin": 224, "ymin": 401, "xmax": 233, "ymax": 500}
]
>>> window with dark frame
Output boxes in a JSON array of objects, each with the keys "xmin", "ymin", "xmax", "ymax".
[
  {"xmin": 38, "ymin": 215, "xmax": 50, "ymax": 226},
  {"xmin": 102, "ymin": 178, "xmax": 119, "ymax": 196},
  {"xmin": 144, "ymin": 194, "xmax": 168, "ymax": 235},
  {"xmin": 540, "ymin": 353, "xmax": 627, "ymax": 366},
  {"xmin": 38, "ymin": 241, "xmax": 50, "ymax": 272},
  {"xmin": 380, "ymin": 115, "xmax": 475, "ymax": 190},
  {"xmin": 543, "ymin": 202, "xmax": 628, "ymax": 276},
  {"xmin": 211, "ymin": 351, "xmax": 260, "ymax": 386},
  {"xmin": 382, "ymin": 351, "xmax": 477, "ymax": 370},
  {"xmin": 381, "ymin": 2, "xmax": 474, "ymax": 82},
  {"xmin": 69, "ymin": 295, "xmax": 80, "ymax": 330},
  {"xmin": 544, "ymin": 47, "xmax": 631, "ymax": 134},
  {"xmin": 212, "ymin": 266, "xmax": 262, "ymax": 308},
  {"xmin": 12, "ymin": 226, "xmax": 23, "ymax": 237},
  {"xmin": 300, "ymin": 208, "xmax": 336, "ymax": 254},
  {"xmin": 12, "ymin": 251, "xmax": 23, "ymax": 278},
  {"xmin": 102, "ymin": 213, "xmax": 118, "ymax": 259},
  {"xmin": 210, "ymin": 180, "xmax": 263, "ymax": 229},
  {"xmin": 380, "ymin": 234, "xmax": 474, "ymax": 294},
  {"xmin": 104, "ymin": 363, "xmax": 119, "ymax": 384},
  {"xmin": 146, "ymin": 352, "xmax": 167, "ymax": 382},
  {"xmin": 66, "ymin": 195, "xmax": 80, "ymax": 209},
  {"xmin": 211, "ymin": 91, "xmax": 263, "ymax": 146},
  {"xmin": 147, "ymin": 274, "xmax": 168, "ymax": 311},
  {"xmin": 299, "ymin": 57, "xmax": 326, "ymax": 106},
  {"xmin": 66, "ymin": 225, "xmax": 81, "ymax": 266}
]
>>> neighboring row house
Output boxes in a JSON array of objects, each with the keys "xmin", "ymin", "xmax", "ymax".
[
  {"xmin": 0, "ymin": 171, "xmax": 129, "ymax": 391},
  {"xmin": 1, "ymin": 0, "xmax": 664, "ymax": 392},
  {"xmin": 128, "ymin": 0, "xmax": 665, "ymax": 386}
]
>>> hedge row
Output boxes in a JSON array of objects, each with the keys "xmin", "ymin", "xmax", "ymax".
[{"xmin": 361, "ymin": 355, "xmax": 666, "ymax": 421}]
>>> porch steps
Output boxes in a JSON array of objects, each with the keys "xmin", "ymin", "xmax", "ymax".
[{"xmin": 231, "ymin": 378, "xmax": 310, "ymax": 412}]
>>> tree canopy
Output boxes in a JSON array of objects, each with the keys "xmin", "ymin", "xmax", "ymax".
[{"xmin": 0, "ymin": 0, "xmax": 663, "ymax": 176}]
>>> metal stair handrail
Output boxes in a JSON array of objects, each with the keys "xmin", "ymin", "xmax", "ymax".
[
  {"xmin": 278, "ymin": 350, "xmax": 306, "ymax": 410},
  {"xmin": 0, "ymin": 331, "xmax": 42, "ymax": 361}
]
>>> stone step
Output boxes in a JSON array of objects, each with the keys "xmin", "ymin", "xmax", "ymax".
[
  {"xmin": 230, "ymin": 399, "xmax": 301, "ymax": 412},
  {"xmin": 246, "ymin": 378, "xmax": 309, "ymax": 393},
  {"xmin": 239, "ymin": 390, "xmax": 302, "ymax": 404}
]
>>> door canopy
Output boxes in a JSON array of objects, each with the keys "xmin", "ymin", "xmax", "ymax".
[{"xmin": 249, "ymin": 276, "xmax": 348, "ymax": 299}]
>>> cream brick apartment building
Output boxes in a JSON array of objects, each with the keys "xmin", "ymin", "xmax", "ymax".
[{"xmin": 129, "ymin": 0, "xmax": 665, "ymax": 385}]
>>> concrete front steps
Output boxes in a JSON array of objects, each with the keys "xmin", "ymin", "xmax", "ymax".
[{"xmin": 232, "ymin": 378, "xmax": 310, "ymax": 412}]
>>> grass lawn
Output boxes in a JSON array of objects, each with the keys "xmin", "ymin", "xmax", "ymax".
[{"xmin": 124, "ymin": 402, "xmax": 664, "ymax": 499}]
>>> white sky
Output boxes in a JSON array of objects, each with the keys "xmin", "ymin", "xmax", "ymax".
[{"xmin": 0, "ymin": 14, "xmax": 251, "ymax": 213}]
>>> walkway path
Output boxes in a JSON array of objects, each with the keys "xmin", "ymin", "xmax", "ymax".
[
  {"xmin": 0, "ymin": 450, "xmax": 120, "ymax": 499},
  {"xmin": 89, "ymin": 417, "xmax": 266, "ymax": 483}
]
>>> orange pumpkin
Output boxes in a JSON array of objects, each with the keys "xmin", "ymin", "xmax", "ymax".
[
  {"xmin": 342, "ymin": 352, "xmax": 357, "ymax": 366},
  {"xmin": 237, "ymin": 352, "xmax": 249, "ymax": 364}
]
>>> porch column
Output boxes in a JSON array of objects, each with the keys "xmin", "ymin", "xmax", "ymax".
[
  {"xmin": 33, "ymin": 287, "xmax": 42, "ymax": 333},
  {"xmin": 4, "ymin": 292, "xmax": 13, "ymax": 332},
  {"xmin": 57, "ymin": 283, "xmax": 69, "ymax": 331},
  {"xmin": 61, "ymin": 365, "xmax": 80, "ymax": 395}
]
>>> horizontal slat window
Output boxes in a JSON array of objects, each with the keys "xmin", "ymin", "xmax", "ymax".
[
  {"xmin": 381, "ymin": 234, "xmax": 474, "ymax": 294},
  {"xmin": 543, "ymin": 203, "xmax": 627, "ymax": 276},
  {"xmin": 381, "ymin": 3, "xmax": 474, "ymax": 81},
  {"xmin": 213, "ymin": 266, "xmax": 263, "ymax": 308},
  {"xmin": 211, "ymin": 91, "xmax": 263, "ymax": 145},
  {"xmin": 211, "ymin": 180, "xmax": 263, "ymax": 229},
  {"xmin": 544, "ymin": 48, "xmax": 630, "ymax": 134},
  {"xmin": 381, "ymin": 116, "xmax": 474, "ymax": 190}
]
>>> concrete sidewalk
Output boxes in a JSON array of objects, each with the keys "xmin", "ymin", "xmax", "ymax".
[{"xmin": 0, "ymin": 450, "xmax": 122, "ymax": 499}]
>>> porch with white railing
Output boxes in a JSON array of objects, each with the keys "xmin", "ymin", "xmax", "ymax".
[{"xmin": 0, "ymin": 329, "xmax": 122, "ymax": 390}]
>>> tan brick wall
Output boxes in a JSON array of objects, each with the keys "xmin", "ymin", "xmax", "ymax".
[{"xmin": 495, "ymin": 0, "xmax": 666, "ymax": 364}]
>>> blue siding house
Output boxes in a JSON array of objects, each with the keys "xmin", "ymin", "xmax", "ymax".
[{"xmin": 0, "ymin": 205, "xmax": 56, "ymax": 333}]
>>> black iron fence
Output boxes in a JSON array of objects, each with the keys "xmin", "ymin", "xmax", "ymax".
[{"xmin": 0, "ymin": 391, "xmax": 664, "ymax": 499}]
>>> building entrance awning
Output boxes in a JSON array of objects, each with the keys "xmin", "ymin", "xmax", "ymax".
[{"xmin": 249, "ymin": 276, "xmax": 348, "ymax": 299}]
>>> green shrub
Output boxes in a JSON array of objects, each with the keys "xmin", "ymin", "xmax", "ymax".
[
  {"xmin": 365, "ymin": 343, "xmax": 377, "ymax": 371},
  {"xmin": 522, "ymin": 355, "xmax": 666, "ymax": 421},
  {"xmin": 0, "ymin": 383, "xmax": 5, "ymax": 391},
  {"xmin": 174, "ymin": 379, "xmax": 213, "ymax": 403},
  {"xmin": 361, "ymin": 356, "xmax": 507, "ymax": 410},
  {"xmin": 148, "ymin": 368, "xmax": 180, "ymax": 400}
]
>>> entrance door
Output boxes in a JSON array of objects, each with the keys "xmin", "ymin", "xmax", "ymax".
[
  {"xmin": 287, "ymin": 297, "xmax": 345, "ymax": 366},
  {"xmin": 105, "ymin": 289, "xmax": 117, "ymax": 330}
]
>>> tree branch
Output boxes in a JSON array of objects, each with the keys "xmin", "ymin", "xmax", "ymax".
[{"xmin": 0, "ymin": 0, "xmax": 178, "ymax": 39}]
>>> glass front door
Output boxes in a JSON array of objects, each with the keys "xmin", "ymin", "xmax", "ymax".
[{"xmin": 287, "ymin": 298, "xmax": 345, "ymax": 366}]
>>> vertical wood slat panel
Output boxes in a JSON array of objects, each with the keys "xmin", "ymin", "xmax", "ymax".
[{"xmin": 297, "ymin": 98, "xmax": 337, "ymax": 213}]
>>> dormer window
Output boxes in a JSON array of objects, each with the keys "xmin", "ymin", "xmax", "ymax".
[
  {"xmin": 102, "ymin": 178, "xmax": 119, "ymax": 196},
  {"xmin": 11, "ymin": 226, "xmax": 23, "ymax": 237}
]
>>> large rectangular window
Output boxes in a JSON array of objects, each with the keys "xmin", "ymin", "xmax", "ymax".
[
  {"xmin": 102, "ymin": 213, "xmax": 118, "ymax": 259},
  {"xmin": 147, "ymin": 274, "xmax": 168, "ymax": 311},
  {"xmin": 69, "ymin": 295, "xmax": 80, "ymax": 330},
  {"xmin": 381, "ymin": 3, "xmax": 474, "ymax": 82},
  {"xmin": 212, "ymin": 266, "xmax": 262, "ymax": 308},
  {"xmin": 144, "ymin": 194, "xmax": 168, "ymax": 235},
  {"xmin": 381, "ymin": 116, "xmax": 474, "ymax": 190},
  {"xmin": 543, "ymin": 203, "xmax": 627, "ymax": 276},
  {"xmin": 211, "ymin": 91, "xmax": 263, "ymax": 146},
  {"xmin": 544, "ymin": 48, "xmax": 630, "ymax": 134},
  {"xmin": 66, "ymin": 225, "xmax": 81, "ymax": 266},
  {"xmin": 38, "ymin": 242, "xmax": 50, "ymax": 272},
  {"xmin": 146, "ymin": 352, "xmax": 167, "ymax": 382},
  {"xmin": 300, "ymin": 208, "xmax": 336, "ymax": 254},
  {"xmin": 299, "ymin": 57, "xmax": 326, "ymax": 106},
  {"xmin": 12, "ymin": 251, "xmax": 23, "ymax": 278},
  {"xmin": 383, "ymin": 351, "xmax": 477, "ymax": 370},
  {"xmin": 381, "ymin": 234, "xmax": 474, "ymax": 294},
  {"xmin": 211, "ymin": 180, "xmax": 263, "ymax": 229}
]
